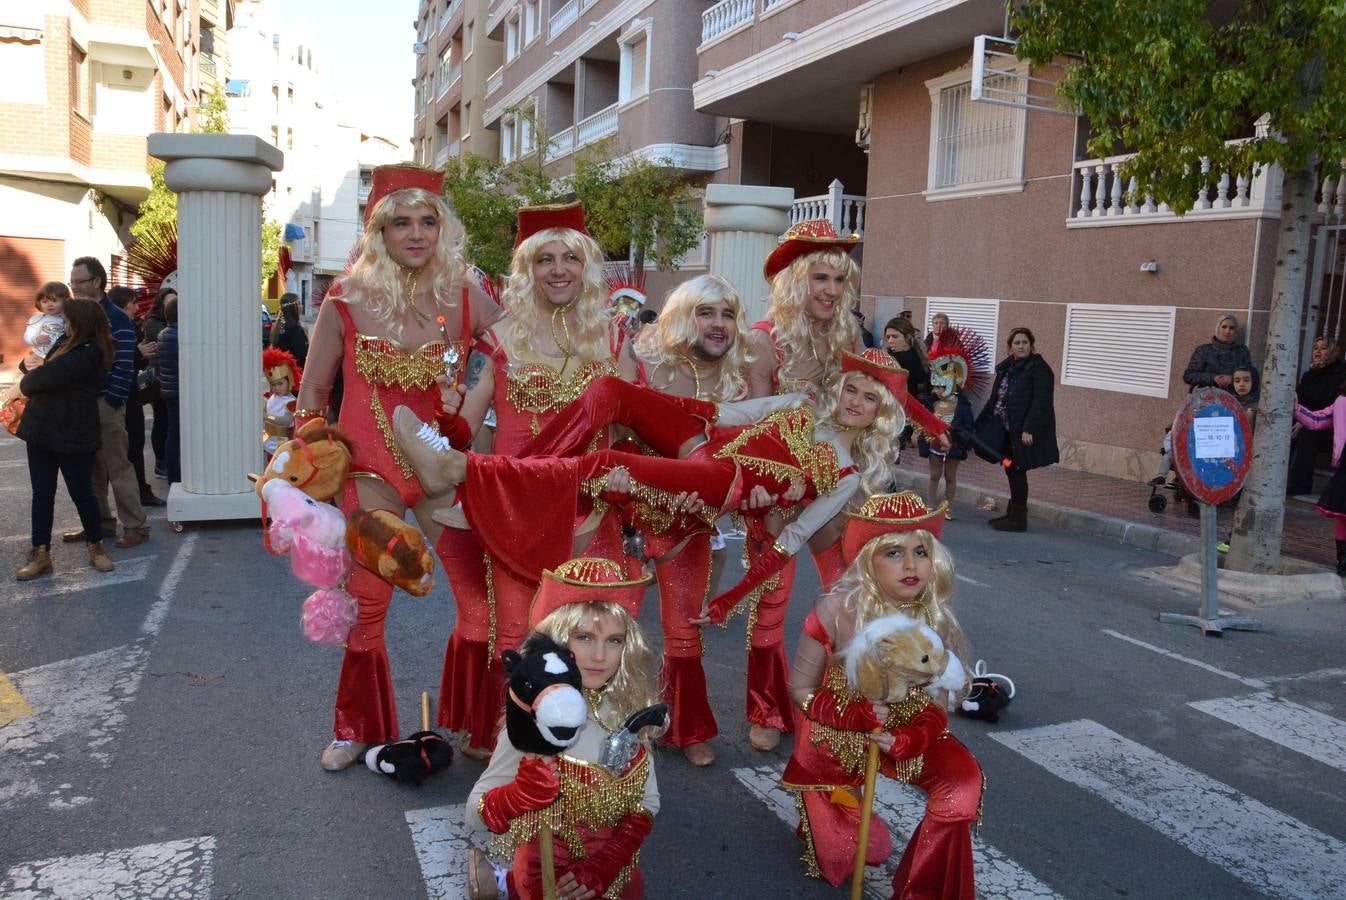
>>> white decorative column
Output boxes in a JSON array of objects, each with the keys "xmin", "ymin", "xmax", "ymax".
[
  {"xmin": 148, "ymin": 134, "xmax": 284, "ymax": 522},
  {"xmin": 704, "ymin": 184, "xmax": 795, "ymax": 324}
]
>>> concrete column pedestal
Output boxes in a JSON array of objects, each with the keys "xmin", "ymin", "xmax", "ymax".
[
  {"xmin": 148, "ymin": 134, "xmax": 284, "ymax": 523},
  {"xmin": 704, "ymin": 184, "xmax": 795, "ymax": 324}
]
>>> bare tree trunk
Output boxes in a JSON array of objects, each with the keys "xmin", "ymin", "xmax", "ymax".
[{"xmin": 1226, "ymin": 160, "xmax": 1319, "ymax": 573}]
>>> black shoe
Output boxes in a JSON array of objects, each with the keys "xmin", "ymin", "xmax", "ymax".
[
  {"xmin": 141, "ymin": 491, "xmax": 167, "ymax": 507},
  {"xmin": 154, "ymin": 463, "xmax": 168, "ymax": 478},
  {"xmin": 1149, "ymin": 476, "xmax": 1166, "ymax": 486}
]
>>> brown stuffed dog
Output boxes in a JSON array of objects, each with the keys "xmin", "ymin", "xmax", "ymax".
[
  {"xmin": 346, "ymin": 508, "xmax": 436, "ymax": 597},
  {"xmin": 840, "ymin": 613, "xmax": 965, "ymax": 703},
  {"xmin": 254, "ymin": 420, "xmax": 353, "ymax": 503}
]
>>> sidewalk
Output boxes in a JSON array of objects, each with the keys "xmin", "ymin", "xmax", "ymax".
[{"xmin": 891, "ymin": 451, "xmax": 1336, "ymax": 570}]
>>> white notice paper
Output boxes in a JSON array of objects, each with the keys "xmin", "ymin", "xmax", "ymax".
[{"xmin": 1194, "ymin": 417, "xmax": 1236, "ymax": 459}]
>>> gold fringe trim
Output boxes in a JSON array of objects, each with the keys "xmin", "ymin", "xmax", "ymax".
[
  {"xmin": 484, "ymin": 554, "xmax": 497, "ymax": 664},
  {"xmin": 791, "ymin": 791, "xmax": 823, "ymax": 880},
  {"xmin": 712, "ymin": 407, "xmax": 842, "ymax": 496}
]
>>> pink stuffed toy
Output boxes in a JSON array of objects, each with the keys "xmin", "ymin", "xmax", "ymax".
[{"xmin": 261, "ymin": 479, "xmax": 356, "ymax": 644}]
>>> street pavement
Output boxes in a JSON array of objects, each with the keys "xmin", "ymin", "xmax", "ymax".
[{"xmin": 2, "ymin": 428, "xmax": 1345, "ymax": 900}]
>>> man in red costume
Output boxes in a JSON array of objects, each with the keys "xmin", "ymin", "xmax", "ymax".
[
  {"xmin": 426, "ymin": 202, "xmax": 624, "ymax": 760},
  {"xmin": 294, "ymin": 163, "xmax": 500, "ymax": 770}
]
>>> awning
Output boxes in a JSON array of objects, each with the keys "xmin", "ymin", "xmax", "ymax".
[{"xmin": 0, "ymin": 15, "xmax": 43, "ymax": 42}]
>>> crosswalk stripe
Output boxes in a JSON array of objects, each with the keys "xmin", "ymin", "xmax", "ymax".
[
  {"xmin": 1189, "ymin": 691, "xmax": 1346, "ymax": 774},
  {"xmin": 0, "ymin": 836, "xmax": 215, "ymax": 898},
  {"xmin": 0, "ymin": 669, "xmax": 33, "ymax": 727},
  {"xmin": 406, "ymin": 803, "xmax": 493, "ymax": 900},
  {"xmin": 991, "ymin": 719, "xmax": 1346, "ymax": 900},
  {"xmin": 8, "ymin": 554, "xmax": 156, "ymax": 601},
  {"xmin": 732, "ymin": 763, "xmax": 1063, "ymax": 899}
]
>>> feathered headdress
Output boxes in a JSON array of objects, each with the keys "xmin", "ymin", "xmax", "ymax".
[
  {"xmin": 263, "ymin": 348, "xmax": 302, "ymax": 394},
  {"xmin": 122, "ymin": 221, "xmax": 178, "ymax": 300},
  {"xmin": 603, "ymin": 261, "xmax": 648, "ymax": 354},
  {"xmin": 930, "ymin": 325, "xmax": 990, "ymax": 402}
]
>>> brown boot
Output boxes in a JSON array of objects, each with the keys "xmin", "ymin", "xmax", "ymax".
[
  {"xmin": 88, "ymin": 541, "xmax": 116, "ymax": 573},
  {"xmin": 16, "ymin": 546, "xmax": 52, "ymax": 581}
]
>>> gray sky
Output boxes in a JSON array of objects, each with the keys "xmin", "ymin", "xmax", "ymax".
[{"xmin": 281, "ymin": 0, "xmax": 417, "ymax": 151}]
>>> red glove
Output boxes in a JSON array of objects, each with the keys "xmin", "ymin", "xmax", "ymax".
[
  {"xmin": 480, "ymin": 756, "xmax": 560, "ymax": 833},
  {"xmin": 566, "ymin": 811, "xmax": 654, "ymax": 894},
  {"xmin": 703, "ymin": 544, "xmax": 790, "ymax": 624},
  {"xmin": 805, "ymin": 687, "xmax": 883, "ymax": 733},
  {"xmin": 884, "ymin": 704, "xmax": 948, "ymax": 762},
  {"xmin": 432, "ymin": 410, "xmax": 473, "ymax": 450}
]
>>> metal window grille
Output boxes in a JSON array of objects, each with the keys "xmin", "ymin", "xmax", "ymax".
[{"xmin": 934, "ymin": 77, "xmax": 1021, "ymax": 188}]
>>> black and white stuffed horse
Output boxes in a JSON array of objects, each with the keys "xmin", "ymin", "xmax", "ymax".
[
  {"xmin": 503, "ymin": 633, "xmax": 589, "ymax": 755},
  {"xmin": 956, "ymin": 659, "xmax": 1015, "ymax": 723}
]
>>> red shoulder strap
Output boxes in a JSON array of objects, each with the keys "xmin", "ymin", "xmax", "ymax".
[{"xmin": 802, "ymin": 610, "xmax": 833, "ymax": 654}]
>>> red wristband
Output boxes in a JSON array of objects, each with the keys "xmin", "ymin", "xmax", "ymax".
[{"xmin": 433, "ymin": 411, "xmax": 473, "ymax": 450}]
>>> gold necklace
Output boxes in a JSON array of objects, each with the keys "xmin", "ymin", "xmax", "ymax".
[
  {"xmin": 403, "ymin": 267, "xmax": 429, "ymax": 325},
  {"xmin": 678, "ymin": 353, "xmax": 706, "ymax": 400},
  {"xmin": 582, "ymin": 686, "xmax": 618, "ymax": 733},
  {"xmin": 550, "ymin": 304, "xmax": 575, "ymax": 377}
]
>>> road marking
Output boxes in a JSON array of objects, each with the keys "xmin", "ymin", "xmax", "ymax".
[
  {"xmin": 1100, "ymin": 628, "xmax": 1268, "ymax": 688},
  {"xmin": 1258, "ymin": 666, "xmax": 1346, "ymax": 684},
  {"xmin": 991, "ymin": 719, "xmax": 1346, "ymax": 900},
  {"xmin": 732, "ymin": 763, "xmax": 1063, "ymax": 899},
  {"xmin": 1, "ymin": 836, "xmax": 215, "ymax": 898},
  {"xmin": 955, "ymin": 573, "xmax": 987, "ymax": 587},
  {"xmin": 8, "ymin": 555, "xmax": 156, "ymax": 601},
  {"xmin": 0, "ymin": 670, "xmax": 34, "ymax": 727},
  {"xmin": 406, "ymin": 803, "xmax": 494, "ymax": 900},
  {"xmin": 1190, "ymin": 692, "xmax": 1346, "ymax": 774}
]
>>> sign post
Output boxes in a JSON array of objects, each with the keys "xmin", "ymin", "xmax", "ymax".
[{"xmin": 1158, "ymin": 388, "xmax": 1263, "ymax": 637}]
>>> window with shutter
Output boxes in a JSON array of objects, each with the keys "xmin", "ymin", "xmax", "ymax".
[
  {"xmin": 629, "ymin": 37, "xmax": 647, "ymax": 98},
  {"xmin": 1061, "ymin": 303, "xmax": 1175, "ymax": 398},
  {"xmin": 925, "ymin": 297, "xmax": 1000, "ymax": 381},
  {"xmin": 924, "ymin": 64, "xmax": 1026, "ymax": 200}
]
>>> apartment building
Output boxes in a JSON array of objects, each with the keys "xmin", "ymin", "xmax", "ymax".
[
  {"xmin": 691, "ymin": 0, "xmax": 1346, "ymax": 480},
  {"xmin": 412, "ymin": 0, "xmax": 501, "ymax": 167},
  {"xmin": 0, "ymin": 1, "xmax": 219, "ymax": 376}
]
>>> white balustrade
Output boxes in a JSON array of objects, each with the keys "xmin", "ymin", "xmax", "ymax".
[
  {"xmin": 486, "ymin": 66, "xmax": 503, "ymax": 96},
  {"xmin": 545, "ymin": 126, "xmax": 575, "ymax": 162},
  {"xmin": 701, "ymin": 0, "xmax": 754, "ymax": 46},
  {"xmin": 761, "ymin": 0, "xmax": 790, "ymax": 11},
  {"xmin": 1068, "ymin": 146, "xmax": 1275, "ymax": 226},
  {"xmin": 1317, "ymin": 166, "xmax": 1346, "ymax": 218},
  {"xmin": 790, "ymin": 179, "xmax": 866, "ymax": 237},
  {"xmin": 576, "ymin": 102, "xmax": 618, "ymax": 147},
  {"xmin": 549, "ymin": 0, "xmax": 578, "ymax": 40}
]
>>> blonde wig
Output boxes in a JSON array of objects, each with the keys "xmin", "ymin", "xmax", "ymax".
[
  {"xmin": 634, "ymin": 274, "xmax": 752, "ymax": 402},
  {"xmin": 496, "ymin": 227, "xmax": 612, "ymax": 364},
  {"xmin": 343, "ymin": 188, "xmax": 468, "ymax": 344},
  {"xmin": 765, "ymin": 248, "xmax": 861, "ymax": 380},
  {"xmin": 815, "ymin": 371, "xmax": 904, "ymax": 494},
  {"xmin": 831, "ymin": 529, "xmax": 969, "ymax": 666},
  {"xmin": 535, "ymin": 601, "xmax": 660, "ymax": 733}
]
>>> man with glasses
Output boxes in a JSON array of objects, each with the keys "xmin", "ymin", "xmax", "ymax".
[{"xmin": 63, "ymin": 257, "xmax": 149, "ymax": 548}]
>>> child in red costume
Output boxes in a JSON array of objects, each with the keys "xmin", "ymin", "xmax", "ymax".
[
  {"xmin": 465, "ymin": 558, "xmax": 661, "ymax": 900},
  {"xmin": 782, "ymin": 491, "xmax": 981, "ymax": 899}
]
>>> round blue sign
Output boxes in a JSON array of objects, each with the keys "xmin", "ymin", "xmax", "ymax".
[{"xmin": 1170, "ymin": 388, "xmax": 1253, "ymax": 506}]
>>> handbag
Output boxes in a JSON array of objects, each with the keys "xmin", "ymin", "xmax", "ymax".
[
  {"xmin": 136, "ymin": 367, "xmax": 160, "ymax": 403},
  {"xmin": 0, "ymin": 383, "xmax": 27, "ymax": 436}
]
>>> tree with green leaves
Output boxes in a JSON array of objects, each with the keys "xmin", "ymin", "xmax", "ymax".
[
  {"xmin": 261, "ymin": 219, "xmax": 282, "ymax": 296},
  {"xmin": 197, "ymin": 81, "xmax": 230, "ymax": 135},
  {"xmin": 1012, "ymin": 0, "xmax": 1346, "ymax": 574}
]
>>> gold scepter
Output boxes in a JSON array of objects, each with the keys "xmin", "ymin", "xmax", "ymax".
[{"xmin": 851, "ymin": 739, "xmax": 881, "ymax": 900}]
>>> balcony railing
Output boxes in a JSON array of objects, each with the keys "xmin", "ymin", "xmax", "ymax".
[
  {"xmin": 791, "ymin": 180, "xmax": 866, "ymax": 238},
  {"xmin": 357, "ymin": 183, "xmax": 371, "ymax": 203},
  {"xmin": 199, "ymin": 52, "xmax": 217, "ymax": 77},
  {"xmin": 486, "ymin": 66, "xmax": 503, "ymax": 96},
  {"xmin": 701, "ymin": 0, "xmax": 753, "ymax": 45},
  {"xmin": 550, "ymin": 0, "xmax": 578, "ymax": 39},
  {"xmin": 1069, "ymin": 147, "xmax": 1277, "ymax": 226},
  {"xmin": 546, "ymin": 126, "xmax": 575, "ymax": 163},
  {"xmin": 576, "ymin": 103, "xmax": 618, "ymax": 148}
]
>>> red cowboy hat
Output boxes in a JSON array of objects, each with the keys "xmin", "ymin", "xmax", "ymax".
[
  {"xmin": 516, "ymin": 201, "xmax": 590, "ymax": 249},
  {"xmin": 365, "ymin": 163, "xmax": 445, "ymax": 225},
  {"xmin": 763, "ymin": 219, "xmax": 860, "ymax": 282},
  {"xmin": 842, "ymin": 491, "xmax": 946, "ymax": 563},
  {"xmin": 841, "ymin": 348, "xmax": 909, "ymax": 403},
  {"xmin": 529, "ymin": 557, "xmax": 651, "ymax": 627}
]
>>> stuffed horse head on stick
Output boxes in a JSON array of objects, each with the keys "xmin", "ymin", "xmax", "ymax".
[
  {"xmin": 503, "ymin": 633, "xmax": 588, "ymax": 756},
  {"xmin": 840, "ymin": 613, "xmax": 966, "ymax": 702}
]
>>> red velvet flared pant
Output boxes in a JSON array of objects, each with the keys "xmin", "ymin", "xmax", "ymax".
[{"xmin": 654, "ymin": 532, "xmax": 718, "ymax": 747}]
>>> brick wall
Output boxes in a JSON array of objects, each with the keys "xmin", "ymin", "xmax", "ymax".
[{"xmin": 0, "ymin": 17, "xmax": 70, "ymax": 160}]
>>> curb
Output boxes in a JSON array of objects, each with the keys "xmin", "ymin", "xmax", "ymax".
[{"xmin": 888, "ymin": 466, "xmax": 1282, "ymax": 563}]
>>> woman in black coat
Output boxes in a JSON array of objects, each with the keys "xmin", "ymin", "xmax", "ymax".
[
  {"xmin": 143, "ymin": 285, "xmax": 175, "ymax": 478},
  {"xmin": 974, "ymin": 326, "xmax": 1059, "ymax": 532},
  {"xmin": 269, "ymin": 292, "xmax": 309, "ymax": 369},
  {"xmin": 1288, "ymin": 338, "xmax": 1346, "ymax": 496},
  {"xmin": 15, "ymin": 298, "xmax": 117, "ymax": 579}
]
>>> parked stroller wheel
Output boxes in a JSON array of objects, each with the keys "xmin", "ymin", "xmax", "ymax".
[{"xmin": 1148, "ymin": 494, "xmax": 1167, "ymax": 513}]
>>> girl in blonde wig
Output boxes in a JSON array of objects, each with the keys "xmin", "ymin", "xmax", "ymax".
[
  {"xmin": 782, "ymin": 492, "xmax": 981, "ymax": 898},
  {"xmin": 466, "ymin": 559, "xmax": 662, "ymax": 899}
]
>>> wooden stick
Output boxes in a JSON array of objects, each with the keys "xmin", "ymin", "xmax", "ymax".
[
  {"xmin": 420, "ymin": 691, "xmax": 430, "ymax": 732},
  {"xmin": 540, "ymin": 820, "xmax": 557, "ymax": 900},
  {"xmin": 851, "ymin": 740, "xmax": 881, "ymax": 900}
]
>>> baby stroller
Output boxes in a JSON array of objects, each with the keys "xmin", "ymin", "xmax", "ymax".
[{"xmin": 1147, "ymin": 426, "xmax": 1199, "ymax": 517}]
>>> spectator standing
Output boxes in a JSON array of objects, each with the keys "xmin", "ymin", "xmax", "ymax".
[
  {"xmin": 974, "ymin": 327, "xmax": 1059, "ymax": 532},
  {"xmin": 884, "ymin": 316, "xmax": 933, "ymax": 451},
  {"xmin": 1289, "ymin": 338, "xmax": 1346, "ymax": 496},
  {"xmin": 142, "ymin": 286, "xmax": 175, "ymax": 478},
  {"xmin": 156, "ymin": 294, "xmax": 181, "ymax": 484},
  {"xmin": 269, "ymin": 291, "xmax": 309, "ymax": 368},
  {"xmin": 1183, "ymin": 313, "xmax": 1254, "ymax": 392},
  {"xmin": 926, "ymin": 312, "xmax": 954, "ymax": 355},
  {"xmin": 25, "ymin": 282, "xmax": 69, "ymax": 360},
  {"xmin": 62, "ymin": 257, "xmax": 149, "ymax": 549},
  {"xmin": 15, "ymin": 298, "xmax": 117, "ymax": 579},
  {"xmin": 108, "ymin": 287, "xmax": 164, "ymax": 508}
]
